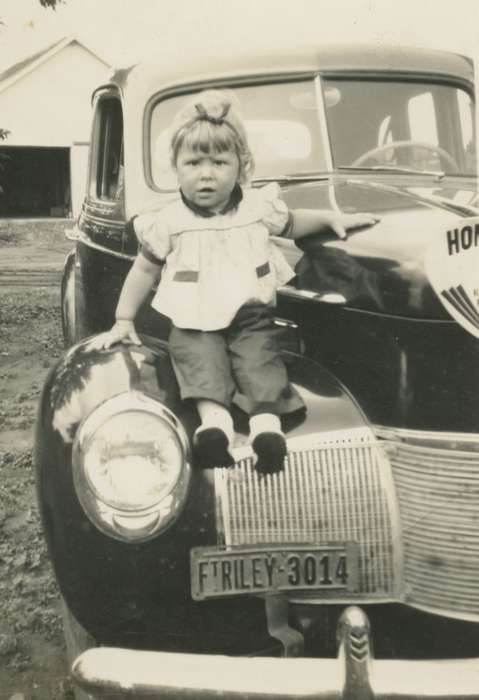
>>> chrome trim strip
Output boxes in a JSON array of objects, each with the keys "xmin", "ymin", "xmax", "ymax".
[
  {"xmin": 273, "ymin": 317, "xmax": 299, "ymax": 329},
  {"xmin": 290, "ymin": 594, "xmax": 399, "ymax": 606},
  {"xmin": 314, "ymin": 75, "xmax": 334, "ymax": 171},
  {"xmin": 76, "ymin": 230, "xmax": 135, "ymax": 261},
  {"xmin": 373, "ymin": 428, "xmax": 405, "ymax": 594},
  {"xmin": 314, "ymin": 74, "xmax": 342, "ymax": 216},
  {"xmin": 345, "ymin": 178, "xmax": 479, "ymax": 217},
  {"xmin": 277, "ymin": 286, "xmax": 347, "ymax": 304},
  {"xmin": 80, "ymin": 210, "xmax": 125, "ymax": 227},
  {"xmin": 229, "ymin": 427, "xmax": 378, "ymax": 463},
  {"xmin": 374, "ymin": 424, "xmax": 479, "ymax": 450}
]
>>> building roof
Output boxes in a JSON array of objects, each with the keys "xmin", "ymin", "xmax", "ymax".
[{"xmin": 0, "ymin": 35, "xmax": 112, "ymax": 95}]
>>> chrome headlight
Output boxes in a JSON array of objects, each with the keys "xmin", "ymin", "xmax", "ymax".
[{"xmin": 72, "ymin": 392, "xmax": 191, "ymax": 542}]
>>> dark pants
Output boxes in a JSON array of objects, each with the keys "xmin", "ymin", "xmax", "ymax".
[{"xmin": 169, "ymin": 303, "xmax": 304, "ymax": 416}]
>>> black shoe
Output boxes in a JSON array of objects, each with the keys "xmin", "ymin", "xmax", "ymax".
[
  {"xmin": 193, "ymin": 427, "xmax": 235, "ymax": 469},
  {"xmin": 252, "ymin": 432, "xmax": 287, "ymax": 475}
]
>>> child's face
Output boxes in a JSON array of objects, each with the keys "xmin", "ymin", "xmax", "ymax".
[{"xmin": 175, "ymin": 145, "xmax": 240, "ymax": 211}]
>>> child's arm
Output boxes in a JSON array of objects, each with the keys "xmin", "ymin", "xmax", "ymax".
[
  {"xmin": 96, "ymin": 253, "xmax": 162, "ymax": 349},
  {"xmin": 288, "ymin": 210, "xmax": 379, "ymax": 241}
]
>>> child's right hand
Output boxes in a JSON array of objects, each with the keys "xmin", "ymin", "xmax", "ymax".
[{"xmin": 90, "ymin": 319, "xmax": 141, "ymax": 350}]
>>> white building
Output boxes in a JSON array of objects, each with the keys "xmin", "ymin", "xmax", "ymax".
[{"xmin": 0, "ymin": 36, "xmax": 112, "ymax": 218}]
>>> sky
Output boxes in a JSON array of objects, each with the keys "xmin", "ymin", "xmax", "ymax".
[{"xmin": 1, "ymin": 0, "xmax": 479, "ymax": 69}]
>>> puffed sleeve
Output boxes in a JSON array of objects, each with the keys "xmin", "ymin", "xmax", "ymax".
[
  {"xmin": 135, "ymin": 213, "xmax": 172, "ymax": 263},
  {"xmin": 259, "ymin": 182, "xmax": 294, "ymax": 237}
]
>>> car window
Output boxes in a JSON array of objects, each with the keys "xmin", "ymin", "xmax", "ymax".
[
  {"xmin": 149, "ymin": 80, "xmax": 327, "ymax": 190},
  {"xmin": 323, "ymin": 78, "xmax": 475, "ymax": 175},
  {"xmin": 90, "ymin": 97, "xmax": 124, "ymax": 201}
]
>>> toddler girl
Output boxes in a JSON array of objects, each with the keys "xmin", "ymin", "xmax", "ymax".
[{"xmin": 99, "ymin": 90, "xmax": 377, "ymax": 474}]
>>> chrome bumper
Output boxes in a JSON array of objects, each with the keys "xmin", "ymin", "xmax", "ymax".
[{"xmin": 72, "ymin": 606, "xmax": 479, "ymax": 699}]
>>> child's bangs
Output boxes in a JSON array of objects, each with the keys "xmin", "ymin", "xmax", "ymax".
[{"xmin": 182, "ymin": 121, "xmax": 237, "ymax": 155}]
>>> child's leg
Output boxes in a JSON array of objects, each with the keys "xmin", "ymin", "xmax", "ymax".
[
  {"xmin": 194, "ymin": 399, "xmax": 235, "ymax": 468},
  {"xmin": 227, "ymin": 304, "xmax": 304, "ymax": 474},
  {"xmin": 168, "ymin": 325, "xmax": 236, "ymax": 468}
]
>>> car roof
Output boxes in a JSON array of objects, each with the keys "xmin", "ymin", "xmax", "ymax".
[{"xmin": 103, "ymin": 44, "xmax": 474, "ymax": 100}]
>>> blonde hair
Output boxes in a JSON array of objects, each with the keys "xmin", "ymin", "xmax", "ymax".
[{"xmin": 170, "ymin": 90, "xmax": 254, "ymax": 183}]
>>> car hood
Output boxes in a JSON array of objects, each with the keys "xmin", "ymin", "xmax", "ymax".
[{"xmin": 281, "ymin": 176, "xmax": 478, "ymax": 319}]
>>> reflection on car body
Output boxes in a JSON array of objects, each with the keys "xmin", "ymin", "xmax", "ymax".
[{"xmin": 34, "ymin": 43, "xmax": 479, "ymax": 699}]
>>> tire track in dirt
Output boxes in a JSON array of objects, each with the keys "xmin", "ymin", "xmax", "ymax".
[{"xmin": 0, "ymin": 271, "xmax": 61, "ymax": 287}]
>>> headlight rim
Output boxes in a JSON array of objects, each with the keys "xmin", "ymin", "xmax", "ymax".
[{"xmin": 72, "ymin": 391, "xmax": 191, "ymax": 542}]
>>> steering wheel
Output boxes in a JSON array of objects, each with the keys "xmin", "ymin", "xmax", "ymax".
[{"xmin": 351, "ymin": 140, "xmax": 459, "ymax": 172}]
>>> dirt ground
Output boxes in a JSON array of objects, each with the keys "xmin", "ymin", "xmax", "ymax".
[{"xmin": 0, "ymin": 219, "xmax": 76, "ymax": 699}]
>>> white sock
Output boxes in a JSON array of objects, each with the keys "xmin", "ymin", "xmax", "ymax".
[
  {"xmin": 249, "ymin": 413, "xmax": 282, "ymax": 440},
  {"xmin": 196, "ymin": 400, "xmax": 234, "ymax": 444}
]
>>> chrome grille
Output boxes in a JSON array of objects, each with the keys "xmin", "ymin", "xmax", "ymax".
[
  {"xmin": 380, "ymin": 428, "xmax": 479, "ymax": 619},
  {"xmin": 215, "ymin": 428, "xmax": 399, "ymax": 597}
]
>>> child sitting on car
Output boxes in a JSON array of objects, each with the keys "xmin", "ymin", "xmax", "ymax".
[{"xmin": 97, "ymin": 90, "xmax": 377, "ymax": 474}]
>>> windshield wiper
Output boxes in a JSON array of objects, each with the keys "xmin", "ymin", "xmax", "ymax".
[
  {"xmin": 338, "ymin": 165, "xmax": 445, "ymax": 180},
  {"xmin": 253, "ymin": 173, "xmax": 332, "ymax": 185}
]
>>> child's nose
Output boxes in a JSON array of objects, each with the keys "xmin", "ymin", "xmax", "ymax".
[{"xmin": 199, "ymin": 162, "xmax": 214, "ymax": 178}]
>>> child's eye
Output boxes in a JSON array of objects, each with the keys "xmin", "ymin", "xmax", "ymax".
[
  {"xmin": 186, "ymin": 159, "xmax": 199, "ymax": 166},
  {"xmin": 214, "ymin": 159, "xmax": 227, "ymax": 166}
]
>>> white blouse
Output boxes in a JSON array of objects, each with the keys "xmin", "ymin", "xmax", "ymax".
[{"xmin": 135, "ymin": 183, "xmax": 295, "ymax": 330}]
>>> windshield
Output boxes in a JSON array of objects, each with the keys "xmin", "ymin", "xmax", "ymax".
[
  {"xmin": 149, "ymin": 76, "xmax": 475, "ymax": 189},
  {"xmin": 323, "ymin": 77, "xmax": 475, "ymax": 176},
  {"xmin": 150, "ymin": 80, "xmax": 327, "ymax": 189}
]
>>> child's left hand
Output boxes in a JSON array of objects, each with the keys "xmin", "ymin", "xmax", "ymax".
[{"xmin": 328, "ymin": 212, "xmax": 380, "ymax": 240}]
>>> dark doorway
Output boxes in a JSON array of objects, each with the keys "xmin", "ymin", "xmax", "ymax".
[{"xmin": 0, "ymin": 146, "xmax": 71, "ymax": 217}]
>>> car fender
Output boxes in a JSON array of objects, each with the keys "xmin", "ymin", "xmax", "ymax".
[{"xmin": 35, "ymin": 334, "xmax": 369, "ymax": 646}]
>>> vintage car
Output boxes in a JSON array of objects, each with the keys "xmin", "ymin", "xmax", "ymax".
[{"xmin": 35, "ymin": 44, "xmax": 479, "ymax": 698}]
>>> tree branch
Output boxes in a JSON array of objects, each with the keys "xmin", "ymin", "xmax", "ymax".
[{"xmin": 39, "ymin": 0, "xmax": 64, "ymax": 8}]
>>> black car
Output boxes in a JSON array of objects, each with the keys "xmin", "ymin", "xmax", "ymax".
[{"xmin": 35, "ymin": 44, "xmax": 479, "ymax": 699}]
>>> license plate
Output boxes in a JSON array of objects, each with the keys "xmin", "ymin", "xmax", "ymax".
[{"xmin": 191, "ymin": 543, "xmax": 359, "ymax": 601}]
